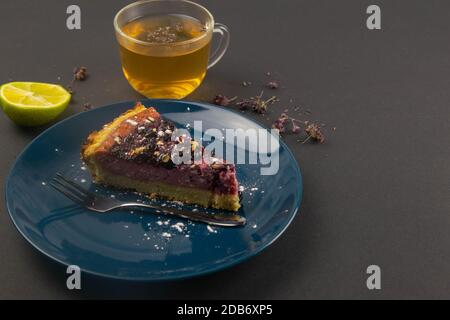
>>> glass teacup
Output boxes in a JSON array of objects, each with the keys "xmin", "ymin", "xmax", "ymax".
[{"xmin": 114, "ymin": 0, "xmax": 230, "ymax": 99}]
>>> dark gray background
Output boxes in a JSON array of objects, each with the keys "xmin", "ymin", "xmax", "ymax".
[{"xmin": 1, "ymin": 0, "xmax": 449, "ymax": 299}]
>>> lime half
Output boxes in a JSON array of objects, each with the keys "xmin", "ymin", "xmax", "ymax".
[{"xmin": 0, "ymin": 82, "xmax": 71, "ymax": 126}]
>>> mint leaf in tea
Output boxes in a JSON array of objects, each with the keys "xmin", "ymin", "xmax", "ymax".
[{"xmin": 118, "ymin": 14, "xmax": 211, "ymax": 99}]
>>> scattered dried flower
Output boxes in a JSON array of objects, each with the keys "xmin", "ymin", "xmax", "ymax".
[
  {"xmin": 73, "ymin": 66, "xmax": 88, "ymax": 81},
  {"xmin": 272, "ymin": 113, "xmax": 289, "ymax": 133},
  {"xmin": 273, "ymin": 114, "xmax": 326, "ymax": 143},
  {"xmin": 242, "ymin": 81, "xmax": 251, "ymax": 87},
  {"xmin": 236, "ymin": 92, "xmax": 277, "ymax": 114},
  {"xmin": 305, "ymin": 123, "xmax": 325, "ymax": 143},
  {"xmin": 236, "ymin": 99, "xmax": 251, "ymax": 110},
  {"xmin": 66, "ymin": 66, "xmax": 88, "ymax": 94},
  {"xmin": 83, "ymin": 103, "xmax": 92, "ymax": 111},
  {"xmin": 291, "ymin": 119, "xmax": 301, "ymax": 133},
  {"xmin": 212, "ymin": 94, "xmax": 236, "ymax": 107},
  {"xmin": 267, "ymin": 81, "xmax": 279, "ymax": 89}
]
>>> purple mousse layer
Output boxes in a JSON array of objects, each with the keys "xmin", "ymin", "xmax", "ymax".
[{"xmin": 96, "ymin": 155, "xmax": 239, "ymax": 195}]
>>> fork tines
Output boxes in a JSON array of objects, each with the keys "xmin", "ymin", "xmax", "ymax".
[{"xmin": 50, "ymin": 173, "xmax": 91, "ymax": 204}]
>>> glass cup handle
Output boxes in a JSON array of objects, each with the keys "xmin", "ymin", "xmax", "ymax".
[{"xmin": 207, "ymin": 23, "xmax": 230, "ymax": 69}]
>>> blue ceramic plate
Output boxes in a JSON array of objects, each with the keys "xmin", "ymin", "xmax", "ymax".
[{"xmin": 5, "ymin": 100, "xmax": 302, "ymax": 281}]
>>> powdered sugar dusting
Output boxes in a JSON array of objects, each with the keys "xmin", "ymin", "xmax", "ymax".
[{"xmin": 171, "ymin": 222, "xmax": 185, "ymax": 233}]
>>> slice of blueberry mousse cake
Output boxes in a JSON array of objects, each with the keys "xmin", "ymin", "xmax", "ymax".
[{"xmin": 81, "ymin": 102, "xmax": 241, "ymax": 211}]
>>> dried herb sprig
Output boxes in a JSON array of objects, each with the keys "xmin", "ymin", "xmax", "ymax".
[
  {"xmin": 291, "ymin": 118, "xmax": 301, "ymax": 133},
  {"xmin": 236, "ymin": 91, "xmax": 277, "ymax": 114},
  {"xmin": 304, "ymin": 123, "xmax": 325, "ymax": 143},
  {"xmin": 272, "ymin": 113, "xmax": 289, "ymax": 133},
  {"xmin": 212, "ymin": 94, "xmax": 237, "ymax": 107},
  {"xmin": 272, "ymin": 113, "xmax": 326, "ymax": 143},
  {"xmin": 272, "ymin": 113, "xmax": 305, "ymax": 134}
]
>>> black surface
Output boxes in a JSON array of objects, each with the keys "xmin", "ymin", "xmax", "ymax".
[{"xmin": 1, "ymin": 0, "xmax": 450, "ymax": 299}]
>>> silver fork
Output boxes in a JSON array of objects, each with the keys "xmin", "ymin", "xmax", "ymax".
[{"xmin": 50, "ymin": 173, "xmax": 246, "ymax": 227}]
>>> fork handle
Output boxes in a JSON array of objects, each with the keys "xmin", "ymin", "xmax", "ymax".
[{"xmin": 117, "ymin": 203, "xmax": 246, "ymax": 227}]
